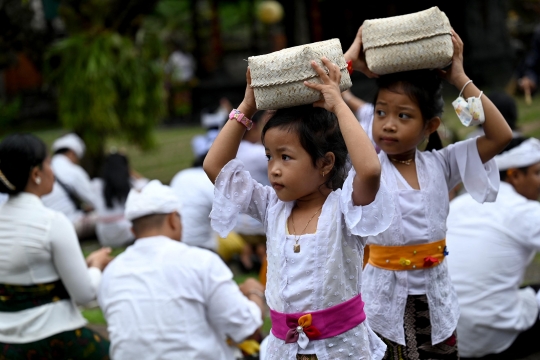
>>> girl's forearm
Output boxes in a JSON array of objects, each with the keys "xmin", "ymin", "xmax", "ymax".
[
  {"xmin": 203, "ymin": 103, "xmax": 256, "ymax": 183},
  {"xmin": 333, "ymin": 102, "xmax": 381, "ymax": 205},
  {"xmin": 455, "ymin": 76, "xmax": 513, "ymax": 163}
]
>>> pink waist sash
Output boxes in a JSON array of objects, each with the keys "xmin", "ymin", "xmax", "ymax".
[{"xmin": 270, "ymin": 294, "xmax": 366, "ymax": 343}]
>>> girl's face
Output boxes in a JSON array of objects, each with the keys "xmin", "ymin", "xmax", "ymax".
[
  {"xmin": 372, "ymin": 88, "xmax": 433, "ymax": 156},
  {"xmin": 264, "ymin": 127, "xmax": 326, "ymax": 202}
]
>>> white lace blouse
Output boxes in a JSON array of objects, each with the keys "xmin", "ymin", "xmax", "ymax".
[
  {"xmin": 210, "ymin": 159, "xmax": 393, "ymax": 359},
  {"xmin": 355, "ymin": 103, "xmax": 500, "ymax": 345},
  {"xmin": 362, "ymin": 140, "xmax": 499, "ymax": 345}
]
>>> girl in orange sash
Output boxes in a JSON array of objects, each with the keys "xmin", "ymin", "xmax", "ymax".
[{"xmin": 344, "ymin": 28, "xmax": 513, "ymax": 358}]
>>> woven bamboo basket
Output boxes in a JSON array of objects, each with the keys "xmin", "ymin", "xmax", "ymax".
[
  {"xmin": 362, "ymin": 7, "xmax": 453, "ymax": 75},
  {"xmin": 248, "ymin": 39, "xmax": 352, "ymax": 110}
]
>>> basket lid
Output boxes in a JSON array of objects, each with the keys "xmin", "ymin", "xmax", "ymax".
[
  {"xmin": 362, "ymin": 7, "xmax": 451, "ymax": 50},
  {"xmin": 248, "ymin": 39, "xmax": 347, "ymax": 88}
]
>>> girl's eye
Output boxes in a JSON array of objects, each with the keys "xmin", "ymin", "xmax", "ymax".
[
  {"xmin": 265, "ymin": 154, "xmax": 271, "ymax": 161},
  {"xmin": 375, "ymin": 109, "xmax": 386, "ymax": 117},
  {"xmin": 281, "ymin": 154, "xmax": 291, "ymax": 161},
  {"xmin": 399, "ymin": 113, "xmax": 411, "ymax": 119}
]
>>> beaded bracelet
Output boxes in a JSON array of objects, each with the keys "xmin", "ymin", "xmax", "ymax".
[{"xmin": 229, "ymin": 109, "xmax": 253, "ymax": 130}]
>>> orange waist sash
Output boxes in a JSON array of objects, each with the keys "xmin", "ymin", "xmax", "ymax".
[{"xmin": 365, "ymin": 239, "xmax": 447, "ymax": 271}]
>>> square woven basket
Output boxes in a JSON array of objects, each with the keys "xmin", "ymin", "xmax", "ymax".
[
  {"xmin": 248, "ymin": 39, "xmax": 352, "ymax": 110},
  {"xmin": 362, "ymin": 6, "xmax": 453, "ymax": 75}
]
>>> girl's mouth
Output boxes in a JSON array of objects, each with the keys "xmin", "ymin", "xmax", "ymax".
[
  {"xmin": 380, "ymin": 137, "xmax": 398, "ymax": 143},
  {"xmin": 272, "ymin": 182, "xmax": 284, "ymax": 190}
]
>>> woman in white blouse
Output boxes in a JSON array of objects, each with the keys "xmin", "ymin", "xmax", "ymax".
[
  {"xmin": 92, "ymin": 153, "xmax": 148, "ymax": 247},
  {"xmin": 0, "ymin": 134, "xmax": 112, "ymax": 359}
]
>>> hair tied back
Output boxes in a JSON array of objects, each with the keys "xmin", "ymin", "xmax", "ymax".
[{"xmin": 0, "ymin": 161, "xmax": 16, "ymax": 191}]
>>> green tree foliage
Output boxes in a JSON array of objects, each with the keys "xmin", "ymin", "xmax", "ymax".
[
  {"xmin": 46, "ymin": 32, "xmax": 165, "ymax": 155},
  {"xmin": 46, "ymin": 0, "xmax": 165, "ymax": 167}
]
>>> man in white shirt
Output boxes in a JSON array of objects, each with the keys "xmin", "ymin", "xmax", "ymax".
[
  {"xmin": 447, "ymin": 137, "xmax": 540, "ymax": 359},
  {"xmin": 99, "ymin": 180, "xmax": 264, "ymax": 360},
  {"xmin": 42, "ymin": 133, "xmax": 97, "ymax": 238}
]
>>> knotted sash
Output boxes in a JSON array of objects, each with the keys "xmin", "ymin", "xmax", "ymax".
[{"xmin": 270, "ymin": 294, "xmax": 366, "ymax": 348}]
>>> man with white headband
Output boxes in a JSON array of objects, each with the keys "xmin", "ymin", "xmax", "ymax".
[
  {"xmin": 42, "ymin": 133, "xmax": 97, "ymax": 238},
  {"xmin": 446, "ymin": 137, "xmax": 540, "ymax": 359},
  {"xmin": 98, "ymin": 180, "xmax": 264, "ymax": 360}
]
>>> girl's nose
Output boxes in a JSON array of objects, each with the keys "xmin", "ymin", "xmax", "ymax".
[
  {"xmin": 382, "ymin": 119, "xmax": 397, "ymax": 132},
  {"xmin": 268, "ymin": 162, "xmax": 281, "ymax": 177}
]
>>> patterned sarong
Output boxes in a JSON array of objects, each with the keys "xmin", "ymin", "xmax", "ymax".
[
  {"xmin": 378, "ymin": 295, "xmax": 459, "ymax": 360},
  {"xmin": 0, "ymin": 327, "xmax": 110, "ymax": 360}
]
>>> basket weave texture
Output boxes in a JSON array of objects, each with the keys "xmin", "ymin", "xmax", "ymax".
[
  {"xmin": 362, "ymin": 6, "xmax": 453, "ymax": 75},
  {"xmin": 248, "ymin": 39, "xmax": 352, "ymax": 110}
]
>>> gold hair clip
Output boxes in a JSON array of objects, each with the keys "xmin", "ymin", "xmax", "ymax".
[{"xmin": 0, "ymin": 169, "xmax": 15, "ymax": 191}]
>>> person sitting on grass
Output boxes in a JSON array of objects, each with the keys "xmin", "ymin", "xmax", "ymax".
[
  {"xmin": 42, "ymin": 133, "xmax": 98, "ymax": 239},
  {"xmin": 98, "ymin": 180, "xmax": 265, "ymax": 360},
  {"xmin": 447, "ymin": 137, "xmax": 540, "ymax": 360}
]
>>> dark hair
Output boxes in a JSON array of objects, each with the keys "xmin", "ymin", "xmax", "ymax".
[
  {"xmin": 192, "ymin": 153, "xmax": 207, "ymax": 168},
  {"xmin": 261, "ymin": 105, "xmax": 348, "ymax": 191},
  {"xmin": 498, "ymin": 136, "xmax": 529, "ymax": 181},
  {"xmin": 131, "ymin": 213, "xmax": 168, "ymax": 237},
  {"xmin": 374, "ymin": 69, "xmax": 445, "ymax": 151},
  {"xmin": 101, "ymin": 153, "xmax": 131, "ymax": 209},
  {"xmin": 251, "ymin": 110, "xmax": 267, "ymax": 124},
  {"xmin": 54, "ymin": 148, "xmax": 71, "ymax": 155},
  {"xmin": 489, "ymin": 91, "xmax": 517, "ymax": 130},
  {"xmin": 0, "ymin": 134, "xmax": 48, "ymax": 195}
]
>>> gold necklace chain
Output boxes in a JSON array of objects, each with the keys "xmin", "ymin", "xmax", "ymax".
[
  {"xmin": 291, "ymin": 206, "xmax": 322, "ymax": 253},
  {"xmin": 389, "ymin": 156, "xmax": 414, "ymax": 166}
]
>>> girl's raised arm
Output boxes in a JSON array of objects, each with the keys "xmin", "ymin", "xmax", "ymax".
[
  {"xmin": 305, "ymin": 58, "xmax": 381, "ymax": 206},
  {"xmin": 440, "ymin": 31, "xmax": 513, "ymax": 163},
  {"xmin": 203, "ymin": 69, "xmax": 257, "ymax": 183}
]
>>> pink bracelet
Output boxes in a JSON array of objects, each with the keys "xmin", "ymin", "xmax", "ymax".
[{"xmin": 229, "ymin": 109, "xmax": 253, "ymax": 130}]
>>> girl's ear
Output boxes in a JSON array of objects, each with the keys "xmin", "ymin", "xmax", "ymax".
[
  {"xmin": 424, "ymin": 116, "xmax": 441, "ymax": 137},
  {"xmin": 318, "ymin": 152, "xmax": 335, "ymax": 176}
]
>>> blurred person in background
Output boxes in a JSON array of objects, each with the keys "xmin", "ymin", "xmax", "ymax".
[
  {"xmin": 42, "ymin": 133, "xmax": 98, "ymax": 239},
  {"xmin": 92, "ymin": 152, "xmax": 148, "ymax": 248},
  {"xmin": 170, "ymin": 136, "xmax": 217, "ymax": 251},
  {"xmin": 0, "ymin": 134, "xmax": 112, "ymax": 359},
  {"xmin": 518, "ymin": 24, "xmax": 540, "ymax": 101},
  {"xmin": 234, "ymin": 110, "xmax": 274, "ymax": 272},
  {"xmin": 99, "ymin": 180, "xmax": 264, "ymax": 360},
  {"xmin": 447, "ymin": 137, "xmax": 540, "ymax": 359}
]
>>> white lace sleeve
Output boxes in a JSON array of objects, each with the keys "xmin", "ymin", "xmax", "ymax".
[
  {"xmin": 210, "ymin": 159, "xmax": 275, "ymax": 237},
  {"xmin": 431, "ymin": 138, "xmax": 499, "ymax": 203},
  {"xmin": 340, "ymin": 167, "xmax": 394, "ymax": 236}
]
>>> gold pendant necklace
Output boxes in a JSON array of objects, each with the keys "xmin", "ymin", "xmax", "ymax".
[
  {"xmin": 291, "ymin": 206, "xmax": 322, "ymax": 253},
  {"xmin": 389, "ymin": 156, "xmax": 414, "ymax": 166}
]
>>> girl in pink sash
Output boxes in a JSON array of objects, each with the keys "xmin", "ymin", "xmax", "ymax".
[{"xmin": 203, "ymin": 58, "xmax": 393, "ymax": 359}]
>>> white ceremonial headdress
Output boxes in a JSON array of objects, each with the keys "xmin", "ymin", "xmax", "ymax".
[
  {"xmin": 191, "ymin": 129, "xmax": 219, "ymax": 158},
  {"xmin": 125, "ymin": 180, "xmax": 183, "ymax": 221},
  {"xmin": 495, "ymin": 138, "xmax": 540, "ymax": 171},
  {"xmin": 201, "ymin": 106, "xmax": 228, "ymax": 129},
  {"xmin": 52, "ymin": 133, "xmax": 86, "ymax": 159}
]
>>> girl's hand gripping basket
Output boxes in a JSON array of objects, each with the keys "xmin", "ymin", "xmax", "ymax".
[
  {"xmin": 362, "ymin": 6, "xmax": 453, "ymax": 75},
  {"xmin": 248, "ymin": 39, "xmax": 352, "ymax": 110}
]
